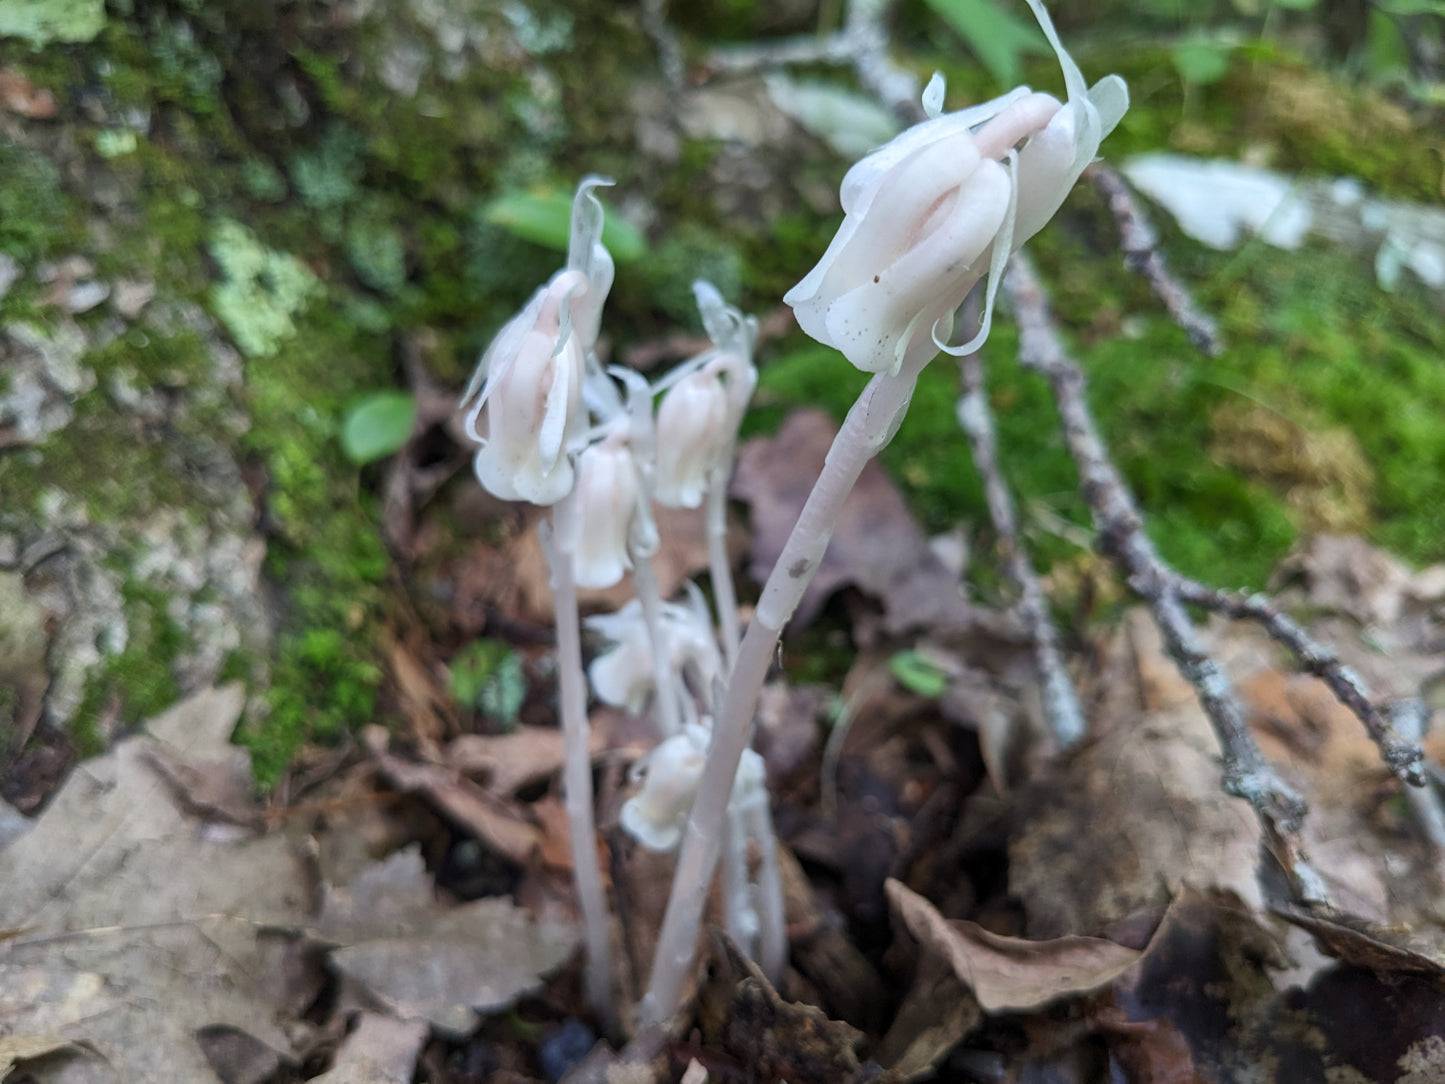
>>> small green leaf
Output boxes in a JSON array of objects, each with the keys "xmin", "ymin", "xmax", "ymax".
[
  {"xmin": 1170, "ymin": 38, "xmax": 1233, "ymax": 86},
  {"xmin": 889, "ymin": 650, "xmax": 949, "ymax": 699},
  {"xmin": 340, "ymin": 391, "xmax": 415, "ymax": 464},
  {"xmin": 451, "ymin": 639, "xmax": 528, "ymax": 726},
  {"xmin": 922, "ymin": 0, "xmax": 1049, "ymax": 89},
  {"xmin": 482, "ymin": 190, "xmax": 645, "ymax": 264}
]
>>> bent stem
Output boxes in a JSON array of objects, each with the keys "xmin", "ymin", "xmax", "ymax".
[
  {"xmin": 544, "ymin": 493, "xmax": 617, "ymax": 1035},
  {"xmin": 638, "ymin": 337, "xmax": 937, "ymax": 1029}
]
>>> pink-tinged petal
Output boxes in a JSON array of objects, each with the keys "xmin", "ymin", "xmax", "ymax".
[
  {"xmin": 654, "ymin": 369, "xmax": 728, "ymax": 508},
  {"xmin": 969, "ymin": 92, "xmax": 1062, "ymax": 161},
  {"xmin": 823, "ymin": 159, "xmax": 1011, "ymax": 373},
  {"xmin": 572, "ymin": 439, "xmax": 638, "ymax": 590},
  {"xmin": 837, "ymin": 87, "xmax": 1031, "ymax": 214}
]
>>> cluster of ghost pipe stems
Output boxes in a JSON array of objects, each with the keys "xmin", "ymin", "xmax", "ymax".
[
  {"xmin": 459, "ymin": 179, "xmax": 778, "ymax": 1024},
  {"xmin": 638, "ymin": 0, "xmax": 1127, "ymax": 1029}
]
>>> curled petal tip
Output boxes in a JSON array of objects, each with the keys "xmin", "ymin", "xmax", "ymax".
[{"xmin": 922, "ymin": 72, "xmax": 946, "ymax": 119}]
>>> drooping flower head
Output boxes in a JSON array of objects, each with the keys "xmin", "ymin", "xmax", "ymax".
[
  {"xmin": 461, "ymin": 177, "xmax": 616, "ymax": 506},
  {"xmin": 586, "ymin": 588, "xmax": 722, "ymax": 716},
  {"xmin": 652, "ymin": 282, "xmax": 759, "ymax": 509},
  {"xmin": 569, "ymin": 425, "xmax": 642, "ymax": 589},
  {"xmin": 784, "ymin": 0, "xmax": 1127, "ymax": 375},
  {"xmin": 619, "ymin": 723, "xmax": 766, "ymax": 853}
]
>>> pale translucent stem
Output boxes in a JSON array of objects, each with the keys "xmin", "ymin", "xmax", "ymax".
[
  {"xmin": 720, "ymin": 803, "xmax": 758, "ymax": 959},
  {"xmin": 746, "ymin": 796, "xmax": 787, "ymax": 985},
  {"xmin": 631, "ymin": 554, "xmax": 682, "ymax": 736},
  {"xmin": 639, "ymin": 346, "xmax": 933, "ymax": 1029},
  {"xmin": 705, "ymin": 471, "xmax": 741, "ymax": 673},
  {"xmin": 546, "ymin": 494, "xmax": 617, "ymax": 1034}
]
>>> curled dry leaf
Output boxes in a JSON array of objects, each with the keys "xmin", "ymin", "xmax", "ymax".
[
  {"xmin": 369, "ymin": 737, "xmax": 543, "ymax": 865},
  {"xmin": 446, "ymin": 724, "xmax": 606, "ymax": 798},
  {"xmin": 886, "ymin": 879, "xmax": 1143, "ymax": 1013},
  {"xmin": 1009, "ymin": 611, "xmax": 1263, "ymax": 939},
  {"xmin": 1273, "ymin": 903, "xmax": 1445, "ymax": 978},
  {"xmin": 695, "ymin": 932, "xmax": 881, "ymax": 1084}
]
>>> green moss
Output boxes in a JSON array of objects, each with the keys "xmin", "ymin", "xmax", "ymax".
[
  {"xmin": 0, "ymin": 142, "xmax": 82, "ymax": 265},
  {"xmin": 0, "ymin": 0, "xmax": 105, "ymax": 47},
  {"xmin": 234, "ymin": 305, "xmax": 396, "ymax": 786}
]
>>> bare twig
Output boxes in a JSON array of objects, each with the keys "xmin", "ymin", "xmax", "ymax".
[
  {"xmin": 705, "ymin": 0, "xmax": 921, "ymax": 119},
  {"xmin": 1172, "ymin": 579, "xmax": 1425, "ymax": 786},
  {"xmin": 1005, "ymin": 253, "xmax": 1327, "ymax": 901},
  {"xmin": 956, "ymin": 343, "xmax": 1086, "ymax": 749},
  {"xmin": 1088, "ymin": 162, "xmax": 1222, "ymax": 357}
]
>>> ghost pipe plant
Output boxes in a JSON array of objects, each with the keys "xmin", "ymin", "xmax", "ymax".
[
  {"xmin": 460, "ymin": 176, "xmax": 617, "ymax": 1027},
  {"xmin": 651, "ymin": 282, "xmax": 759, "ymax": 667},
  {"xmin": 639, "ymin": 0, "xmax": 1127, "ymax": 1029}
]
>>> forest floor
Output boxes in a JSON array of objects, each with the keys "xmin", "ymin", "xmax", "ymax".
[{"xmin": 2, "ymin": 1, "xmax": 1445, "ymax": 1081}]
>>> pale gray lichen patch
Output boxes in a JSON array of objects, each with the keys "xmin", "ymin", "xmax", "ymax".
[{"xmin": 0, "ymin": 319, "xmax": 92, "ymax": 444}]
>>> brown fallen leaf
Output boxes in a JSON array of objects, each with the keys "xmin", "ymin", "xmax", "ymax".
[
  {"xmin": 369, "ymin": 734, "xmax": 543, "ymax": 865},
  {"xmin": 0, "ymin": 686, "xmax": 313, "ymax": 1082},
  {"xmin": 446, "ymin": 724, "xmax": 606, "ymax": 797},
  {"xmin": 1009, "ymin": 611, "xmax": 1263, "ymax": 940},
  {"xmin": 732, "ymin": 409, "xmax": 977, "ymax": 632},
  {"xmin": 874, "ymin": 954, "xmax": 980, "ymax": 1081},
  {"xmin": 316, "ymin": 846, "xmax": 578, "ymax": 1037},
  {"xmin": 1273, "ymin": 903, "xmax": 1445, "ymax": 977},
  {"xmin": 387, "ymin": 636, "xmax": 456, "ymax": 744},
  {"xmin": 886, "ymin": 879, "xmax": 1143, "ymax": 1013},
  {"xmin": 0, "ymin": 66, "xmax": 58, "ymax": 118}
]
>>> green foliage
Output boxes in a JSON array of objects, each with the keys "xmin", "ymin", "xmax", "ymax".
[
  {"xmin": 450, "ymin": 640, "xmax": 528, "ymax": 726},
  {"xmin": 0, "ymin": 143, "xmax": 78, "ymax": 264},
  {"xmin": 1171, "ymin": 35, "xmax": 1235, "ymax": 86},
  {"xmin": 481, "ymin": 189, "xmax": 646, "ymax": 264},
  {"xmin": 0, "ymin": 0, "xmax": 105, "ymax": 46},
  {"xmin": 643, "ymin": 223, "xmax": 745, "ymax": 328},
  {"xmin": 341, "ymin": 391, "xmax": 416, "ymax": 465},
  {"xmin": 889, "ymin": 650, "xmax": 949, "ymax": 698},
  {"xmin": 922, "ymin": 0, "xmax": 1050, "ymax": 89},
  {"xmin": 345, "ymin": 218, "xmax": 408, "ymax": 295}
]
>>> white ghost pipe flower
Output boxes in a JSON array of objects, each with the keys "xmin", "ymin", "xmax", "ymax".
[
  {"xmin": 653, "ymin": 363, "xmax": 730, "ymax": 509},
  {"xmin": 620, "ymin": 725, "xmax": 767, "ymax": 854},
  {"xmin": 569, "ymin": 428, "xmax": 641, "ymax": 590},
  {"xmin": 620, "ymin": 725, "xmax": 709, "ymax": 852},
  {"xmin": 460, "ymin": 177, "xmax": 617, "ymax": 507},
  {"xmin": 463, "ymin": 269, "xmax": 589, "ymax": 505},
  {"xmin": 586, "ymin": 594, "xmax": 722, "ymax": 717},
  {"xmin": 784, "ymin": 0, "xmax": 1127, "ymax": 375}
]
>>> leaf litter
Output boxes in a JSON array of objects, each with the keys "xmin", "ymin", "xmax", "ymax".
[{"xmin": 7, "ymin": 396, "xmax": 1445, "ymax": 1081}]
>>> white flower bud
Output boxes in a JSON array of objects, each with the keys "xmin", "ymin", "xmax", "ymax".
[
  {"xmin": 619, "ymin": 727, "xmax": 768, "ymax": 853},
  {"xmin": 653, "ymin": 365, "xmax": 729, "ymax": 509},
  {"xmin": 784, "ymin": 0, "xmax": 1126, "ymax": 374},
  {"xmin": 586, "ymin": 595, "xmax": 721, "ymax": 714},
  {"xmin": 619, "ymin": 726, "xmax": 708, "ymax": 852},
  {"xmin": 465, "ymin": 268, "xmax": 589, "ymax": 506},
  {"xmin": 571, "ymin": 432, "xmax": 640, "ymax": 590}
]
